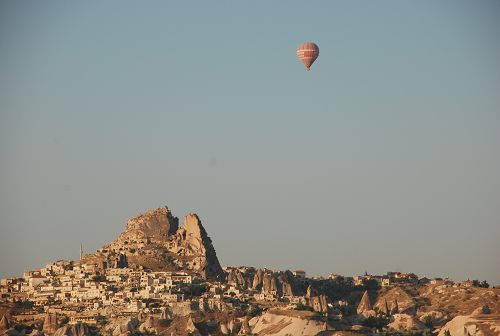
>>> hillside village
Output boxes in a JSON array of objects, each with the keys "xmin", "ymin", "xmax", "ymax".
[{"xmin": 1, "ymin": 207, "xmax": 499, "ymax": 336}]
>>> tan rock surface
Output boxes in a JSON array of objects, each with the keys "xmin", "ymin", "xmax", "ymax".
[
  {"xmin": 249, "ymin": 310, "xmax": 325, "ymax": 336},
  {"xmin": 89, "ymin": 207, "xmax": 224, "ymax": 280},
  {"xmin": 43, "ymin": 313, "xmax": 58, "ymax": 335},
  {"xmin": 357, "ymin": 290, "xmax": 373, "ymax": 315},
  {"xmin": 185, "ymin": 316, "xmax": 201, "ymax": 336},
  {"xmin": 438, "ymin": 313, "xmax": 500, "ymax": 336},
  {"xmin": 0, "ymin": 315, "xmax": 10, "ymax": 332},
  {"xmin": 111, "ymin": 317, "xmax": 139, "ymax": 336},
  {"xmin": 387, "ymin": 313, "xmax": 425, "ymax": 332},
  {"xmin": 374, "ymin": 287, "xmax": 415, "ymax": 314},
  {"xmin": 53, "ymin": 323, "xmax": 89, "ymax": 336},
  {"xmin": 238, "ymin": 317, "xmax": 252, "ymax": 335}
]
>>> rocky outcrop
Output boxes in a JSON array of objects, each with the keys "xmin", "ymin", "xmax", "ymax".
[
  {"xmin": 277, "ymin": 271, "xmax": 295, "ymax": 297},
  {"xmin": 0, "ymin": 315, "xmax": 10, "ymax": 333},
  {"xmin": 252, "ymin": 269, "xmax": 264, "ymax": 290},
  {"xmin": 185, "ymin": 316, "xmax": 201, "ymax": 336},
  {"xmin": 137, "ymin": 311, "xmax": 145, "ymax": 322},
  {"xmin": 1, "ymin": 329, "xmax": 25, "ymax": 336},
  {"xmin": 53, "ymin": 323, "xmax": 89, "ymax": 336},
  {"xmin": 391, "ymin": 299, "xmax": 399, "ymax": 314},
  {"xmin": 220, "ymin": 323, "xmax": 229, "ymax": 335},
  {"xmin": 306, "ymin": 285, "xmax": 317, "ymax": 299},
  {"xmin": 262, "ymin": 273, "xmax": 278, "ymax": 294},
  {"xmin": 311, "ymin": 295, "xmax": 328, "ymax": 313},
  {"xmin": 116, "ymin": 207, "xmax": 179, "ymax": 244},
  {"xmin": 226, "ymin": 267, "xmax": 300, "ymax": 297},
  {"xmin": 160, "ymin": 307, "xmax": 172, "ymax": 320},
  {"xmin": 94, "ymin": 207, "xmax": 224, "ymax": 280},
  {"xmin": 374, "ymin": 288, "xmax": 415, "ymax": 315},
  {"xmin": 104, "ymin": 252, "xmax": 128, "ymax": 269},
  {"xmin": 250, "ymin": 310, "xmax": 326, "ymax": 336},
  {"xmin": 43, "ymin": 313, "xmax": 58, "ymax": 335},
  {"xmin": 238, "ymin": 317, "xmax": 252, "ymax": 335},
  {"xmin": 167, "ymin": 213, "xmax": 224, "ymax": 279},
  {"xmin": 437, "ymin": 312, "xmax": 500, "ymax": 336},
  {"xmin": 380, "ymin": 299, "xmax": 390, "ymax": 316},
  {"xmin": 138, "ymin": 316, "xmax": 156, "ymax": 334},
  {"xmin": 227, "ymin": 268, "xmax": 246, "ymax": 288},
  {"xmin": 387, "ymin": 314, "xmax": 425, "ymax": 332},
  {"xmin": 239, "ymin": 268, "xmax": 298, "ymax": 296},
  {"xmin": 357, "ymin": 291, "xmax": 372, "ymax": 315},
  {"xmin": 112, "ymin": 317, "xmax": 139, "ymax": 336},
  {"xmin": 418, "ymin": 310, "xmax": 446, "ymax": 326}
]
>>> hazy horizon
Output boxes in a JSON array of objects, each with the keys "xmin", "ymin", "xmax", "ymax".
[{"xmin": 1, "ymin": 1, "xmax": 499, "ymax": 285}]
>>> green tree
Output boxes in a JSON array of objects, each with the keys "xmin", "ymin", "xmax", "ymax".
[
  {"xmin": 480, "ymin": 280, "xmax": 489, "ymax": 288},
  {"xmin": 423, "ymin": 315, "xmax": 433, "ymax": 329},
  {"xmin": 363, "ymin": 279, "xmax": 379, "ymax": 290},
  {"xmin": 92, "ymin": 274, "xmax": 106, "ymax": 282},
  {"xmin": 295, "ymin": 303, "xmax": 314, "ymax": 312},
  {"xmin": 362, "ymin": 316, "xmax": 389, "ymax": 331}
]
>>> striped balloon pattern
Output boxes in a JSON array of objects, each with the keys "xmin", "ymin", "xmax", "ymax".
[{"xmin": 296, "ymin": 42, "xmax": 319, "ymax": 71}]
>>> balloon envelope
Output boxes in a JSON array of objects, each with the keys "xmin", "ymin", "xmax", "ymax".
[{"xmin": 296, "ymin": 42, "xmax": 319, "ymax": 71}]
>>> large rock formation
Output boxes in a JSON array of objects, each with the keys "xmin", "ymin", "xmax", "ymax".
[
  {"xmin": 53, "ymin": 323, "xmax": 90, "ymax": 336},
  {"xmin": 249, "ymin": 310, "xmax": 326, "ymax": 335},
  {"xmin": 43, "ymin": 312, "xmax": 58, "ymax": 335},
  {"xmin": 138, "ymin": 316, "xmax": 156, "ymax": 334},
  {"xmin": 160, "ymin": 307, "xmax": 172, "ymax": 320},
  {"xmin": 238, "ymin": 317, "xmax": 252, "ymax": 335},
  {"xmin": 87, "ymin": 207, "xmax": 224, "ymax": 280},
  {"xmin": 231, "ymin": 267, "xmax": 299, "ymax": 296},
  {"xmin": 357, "ymin": 290, "xmax": 373, "ymax": 315},
  {"xmin": 185, "ymin": 316, "xmax": 201, "ymax": 336},
  {"xmin": 167, "ymin": 213, "xmax": 224, "ymax": 279},
  {"xmin": 27, "ymin": 330, "xmax": 44, "ymax": 336},
  {"xmin": 437, "ymin": 311, "xmax": 500, "ymax": 336},
  {"xmin": 311, "ymin": 295, "xmax": 329, "ymax": 313},
  {"xmin": 252, "ymin": 269, "xmax": 264, "ymax": 290},
  {"xmin": 112, "ymin": 317, "xmax": 139, "ymax": 336},
  {"xmin": 374, "ymin": 287, "xmax": 415, "ymax": 315},
  {"xmin": 227, "ymin": 268, "xmax": 246, "ymax": 288},
  {"xmin": 418, "ymin": 310, "xmax": 446, "ymax": 326},
  {"xmin": 0, "ymin": 315, "xmax": 10, "ymax": 333},
  {"xmin": 116, "ymin": 207, "xmax": 179, "ymax": 243},
  {"xmin": 387, "ymin": 314, "xmax": 425, "ymax": 332}
]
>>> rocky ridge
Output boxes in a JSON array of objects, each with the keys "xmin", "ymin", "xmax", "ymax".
[{"xmin": 85, "ymin": 207, "xmax": 224, "ymax": 280}]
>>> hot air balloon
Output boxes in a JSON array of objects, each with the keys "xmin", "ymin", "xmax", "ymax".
[{"xmin": 296, "ymin": 42, "xmax": 319, "ymax": 71}]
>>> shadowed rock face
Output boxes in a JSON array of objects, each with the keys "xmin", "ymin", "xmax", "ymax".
[
  {"xmin": 311, "ymin": 295, "xmax": 329, "ymax": 313},
  {"xmin": 437, "ymin": 309, "xmax": 500, "ymax": 336},
  {"xmin": 43, "ymin": 312, "xmax": 59, "ymax": 335},
  {"xmin": 167, "ymin": 213, "xmax": 224, "ymax": 280},
  {"xmin": 374, "ymin": 287, "xmax": 415, "ymax": 315},
  {"xmin": 0, "ymin": 315, "xmax": 10, "ymax": 332},
  {"xmin": 387, "ymin": 314, "xmax": 425, "ymax": 332},
  {"xmin": 226, "ymin": 267, "xmax": 302, "ymax": 297},
  {"xmin": 357, "ymin": 290, "xmax": 373, "ymax": 314},
  {"xmin": 53, "ymin": 323, "xmax": 90, "ymax": 336},
  {"xmin": 94, "ymin": 207, "xmax": 224, "ymax": 280},
  {"xmin": 227, "ymin": 268, "xmax": 246, "ymax": 288},
  {"xmin": 112, "ymin": 317, "xmax": 139, "ymax": 336}
]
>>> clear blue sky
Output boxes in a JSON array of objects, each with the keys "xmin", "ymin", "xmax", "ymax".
[{"xmin": 1, "ymin": 1, "xmax": 499, "ymax": 284}]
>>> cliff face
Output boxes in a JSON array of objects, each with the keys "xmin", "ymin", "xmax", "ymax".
[
  {"xmin": 226, "ymin": 267, "xmax": 303, "ymax": 298},
  {"xmin": 167, "ymin": 213, "xmax": 224, "ymax": 279},
  {"xmin": 116, "ymin": 207, "xmax": 179, "ymax": 244},
  {"xmin": 43, "ymin": 312, "xmax": 58, "ymax": 335},
  {"xmin": 92, "ymin": 207, "xmax": 224, "ymax": 280}
]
